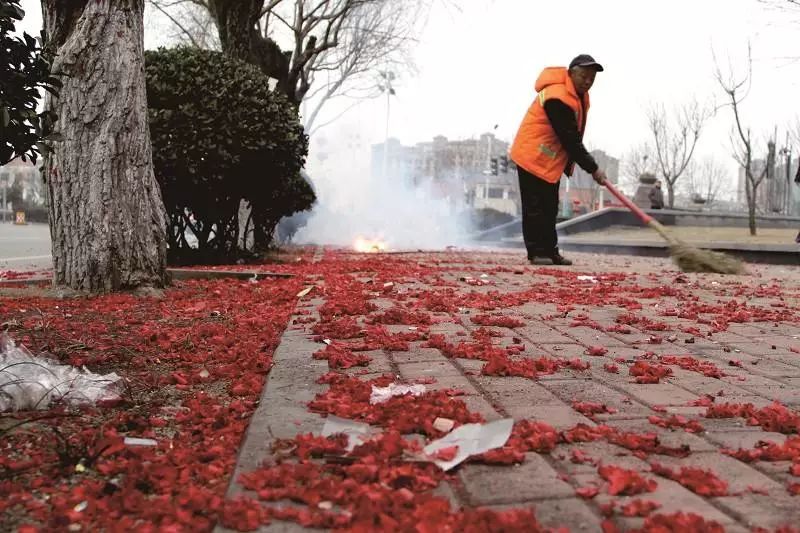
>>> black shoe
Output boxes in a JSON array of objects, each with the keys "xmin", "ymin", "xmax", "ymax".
[
  {"xmin": 551, "ymin": 253, "xmax": 573, "ymax": 266},
  {"xmin": 529, "ymin": 256, "xmax": 554, "ymax": 266}
]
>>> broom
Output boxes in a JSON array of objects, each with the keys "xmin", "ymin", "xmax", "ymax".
[{"xmin": 602, "ymin": 180, "xmax": 746, "ymax": 275}]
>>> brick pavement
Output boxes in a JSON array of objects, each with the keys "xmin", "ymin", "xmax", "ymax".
[{"xmin": 221, "ymin": 250, "xmax": 800, "ymax": 532}]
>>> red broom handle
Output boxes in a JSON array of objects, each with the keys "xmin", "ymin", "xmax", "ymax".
[{"xmin": 603, "ymin": 180, "xmax": 654, "ymax": 225}]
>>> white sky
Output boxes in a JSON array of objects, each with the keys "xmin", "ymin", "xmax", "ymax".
[{"xmin": 16, "ymin": 0, "xmax": 800, "ymax": 199}]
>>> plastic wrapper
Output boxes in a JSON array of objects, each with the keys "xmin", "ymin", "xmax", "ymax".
[
  {"xmin": 0, "ymin": 334, "xmax": 122, "ymax": 411},
  {"xmin": 369, "ymin": 383, "xmax": 427, "ymax": 405}
]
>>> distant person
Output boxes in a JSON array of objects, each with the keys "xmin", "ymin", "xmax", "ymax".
[
  {"xmin": 510, "ymin": 54, "xmax": 608, "ymax": 266},
  {"xmin": 649, "ymin": 180, "xmax": 665, "ymax": 210}
]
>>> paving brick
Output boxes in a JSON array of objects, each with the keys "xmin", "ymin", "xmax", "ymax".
[
  {"xmin": 540, "ymin": 379, "xmax": 652, "ymax": 419},
  {"xmin": 572, "ymin": 475, "xmax": 739, "ymax": 529},
  {"xmin": 536, "ymin": 343, "xmax": 591, "ymax": 358},
  {"xmin": 423, "ymin": 375, "xmax": 480, "ymax": 395},
  {"xmin": 703, "ymin": 428, "xmax": 787, "ymax": 454},
  {"xmin": 714, "ymin": 493, "xmax": 800, "ymax": 530},
  {"xmin": 613, "ymin": 382, "xmax": 699, "ymax": 407},
  {"xmin": 396, "ymin": 360, "xmax": 463, "ymax": 380},
  {"xmin": 661, "ymin": 370, "xmax": 757, "ymax": 399},
  {"xmin": 487, "ymin": 499, "xmax": 602, "ymax": 531},
  {"xmin": 454, "ymin": 358, "xmax": 484, "ymax": 373},
  {"xmin": 725, "ymin": 323, "xmax": 775, "ymax": 337},
  {"xmin": 554, "ymin": 442, "xmax": 650, "ymax": 474},
  {"xmin": 726, "ymin": 341, "xmax": 797, "ymax": 357},
  {"xmin": 343, "ymin": 350, "xmax": 392, "ymax": 375},
  {"xmin": 605, "ymin": 418, "xmax": 717, "ymax": 453},
  {"xmin": 459, "ymin": 453, "xmax": 574, "ymax": 505},
  {"xmin": 733, "ymin": 380, "xmax": 800, "ymax": 405},
  {"xmin": 551, "ymin": 325, "xmax": 628, "ymax": 348},
  {"xmin": 462, "ymin": 394, "xmax": 505, "ymax": 421},
  {"xmin": 515, "ymin": 325, "xmax": 575, "ymax": 344},
  {"xmin": 472, "ymin": 375, "xmax": 564, "ymax": 406},
  {"xmin": 428, "ymin": 322, "xmax": 468, "ymax": 335},
  {"xmin": 390, "ymin": 347, "xmax": 448, "ymax": 364},
  {"xmin": 524, "ymin": 404, "xmax": 595, "ymax": 430},
  {"xmin": 651, "ymin": 451, "xmax": 785, "ymax": 494}
]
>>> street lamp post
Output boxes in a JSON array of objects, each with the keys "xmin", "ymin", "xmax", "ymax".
[
  {"xmin": 379, "ymin": 71, "xmax": 396, "ymax": 180},
  {"xmin": 779, "ymin": 145, "xmax": 792, "ymax": 214}
]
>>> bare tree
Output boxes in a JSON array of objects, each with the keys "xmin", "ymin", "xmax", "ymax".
[
  {"xmin": 714, "ymin": 44, "xmax": 770, "ymax": 236},
  {"xmin": 686, "ymin": 157, "xmax": 728, "ymax": 206},
  {"xmin": 148, "ymin": 0, "xmax": 437, "ymax": 132},
  {"xmin": 148, "ymin": 0, "xmax": 219, "ymax": 49},
  {"xmin": 759, "ymin": 0, "xmax": 800, "ymax": 14},
  {"xmin": 622, "ymin": 143, "xmax": 655, "ymax": 187},
  {"xmin": 646, "ymin": 100, "xmax": 711, "ymax": 208},
  {"xmin": 301, "ymin": 1, "xmax": 416, "ymax": 134},
  {"xmin": 42, "ymin": 0, "xmax": 168, "ymax": 292}
]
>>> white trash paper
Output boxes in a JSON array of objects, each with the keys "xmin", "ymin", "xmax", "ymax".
[
  {"xmin": 424, "ymin": 418, "xmax": 514, "ymax": 471},
  {"xmin": 0, "ymin": 334, "xmax": 122, "ymax": 412},
  {"xmin": 369, "ymin": 383, "xmax": 426, "ymax": 405}
]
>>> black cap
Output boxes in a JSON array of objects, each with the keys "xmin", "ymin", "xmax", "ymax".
[{"xmin": 569, "ymin": 54, "xmax": 604, "ymax": 72}]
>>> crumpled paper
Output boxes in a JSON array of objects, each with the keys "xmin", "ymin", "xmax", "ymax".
[
  {"xmin": 369, "ymin": 383, "xmax": 426, "ymax": 405},
  {"xmin": 424, "ymin": 418, "xmax": 514, "ymax": 471}
]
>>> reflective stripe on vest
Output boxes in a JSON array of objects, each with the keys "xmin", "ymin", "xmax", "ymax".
[{"xmin": 538, "ymin": 144, "xmax": 557, "ymax": 159}]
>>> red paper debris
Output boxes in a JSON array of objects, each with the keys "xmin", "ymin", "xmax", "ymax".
[
  {"xmin": 620, "ymin": 499, "xmax": 661, "ymax": 517},
  {"xmin": 598, "ymin": 464, "xmax": 657, "ymax": 495},
  {"xmin": 650, "ymin": 463, "xmax": 728, "ymax": 496},
  {"xmin": 629, "ymin": 361, "xmax": 673, "ymax": 384}
]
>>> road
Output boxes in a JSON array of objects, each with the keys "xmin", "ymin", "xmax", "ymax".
[{"xmin": 0, "ymin": 222, "xmax": 53, "ymax": 271}]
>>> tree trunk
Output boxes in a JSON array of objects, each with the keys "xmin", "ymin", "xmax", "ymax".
[
  {"xmin": 667, "ymin": 182, "xmax": 675, "ymax": 209},
  {"xmin": 746, "ymin": 180, "xmax": 757, "ymax": 236},
  {"xmin": 208, "ymin": 0, "xmax": 292, "ymax": 100},
  {"xmin": 42, "ymin": 0, "xmax": 168, "ymax": 292}
]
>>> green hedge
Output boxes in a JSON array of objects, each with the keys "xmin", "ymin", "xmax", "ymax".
[{"xmin": 145, "ymin": 47, "xmax": 314, "ymax": 264}]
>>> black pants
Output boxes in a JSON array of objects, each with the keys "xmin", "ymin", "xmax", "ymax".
[{"xmin": 517, "ymin": 166, "xmax": 560, "ymax": 259}]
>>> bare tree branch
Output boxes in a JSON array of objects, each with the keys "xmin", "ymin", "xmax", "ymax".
[
  {"xmin": 621, "ymin": 143, "xmax": 656, "ymax": 190},
  {"xmin": 148, "ymin": 0, "xmax": 219, "ymax": 49},
  {"xmin": 713, "ymin": 42, "xmax": 774, "ymax": 235},
  {"xmin": 646, "ymin": 99, "xmax": 711, "ymax": 208},
  {"xmin": 686, "ymin": 157, "xmax": 728, "ymax": 206}
]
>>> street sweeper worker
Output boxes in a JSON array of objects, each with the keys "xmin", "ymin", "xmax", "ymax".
[{"xmin": 510, "ymin": 54, "xmax": 608, "ymax": 266}]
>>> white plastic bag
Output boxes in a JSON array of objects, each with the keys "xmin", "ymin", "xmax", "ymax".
[{"xmin": 0, "ymin": 334, "xmax": 122, "ymax": 411}]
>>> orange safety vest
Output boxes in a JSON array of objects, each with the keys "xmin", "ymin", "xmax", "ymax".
[{"xmin": 510, "ymin": 67, "xmax": 590, "ymax": 184}]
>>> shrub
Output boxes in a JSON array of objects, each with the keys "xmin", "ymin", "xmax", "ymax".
[
  {"xmin": 0, "ymin": 0, "xmax": 61, "ymax": 165},
  {"xmin": 145, "ymin": 47, "xmax": 313, "ymax": 264}
]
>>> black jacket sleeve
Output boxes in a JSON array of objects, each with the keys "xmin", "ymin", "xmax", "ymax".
[{"xmin": 543, "ymin": 99, "xmax": 598, "ymax": 174}]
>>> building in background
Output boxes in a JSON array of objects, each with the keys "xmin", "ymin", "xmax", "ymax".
[
  {"xmin": 559, "ymin": 149, "xmax": 621, "ymax": 215},
  {"xmin": 371, "ymin": 136, "xmax": 621, "ymax": 219},
  {"xmin": 737, "ymin": 159, "xmax": 798, "ymax": 215},
  {"xmin": 371, "ymin": 133, "xmax": 517, "ymax": 215}
]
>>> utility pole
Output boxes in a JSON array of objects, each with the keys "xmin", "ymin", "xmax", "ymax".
[
  {"xmin": 379, "ymin": 71, "xmax": 396, "ymax": 181},
  {"xmin": 484, "ymin": 125, "xmax": 498, "ymax": 202},
  {"xmin": 779, "ymin": 132, "xmax": 792, "ymax": 214}
]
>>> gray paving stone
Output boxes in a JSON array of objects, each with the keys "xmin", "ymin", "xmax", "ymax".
[{"xmin": 459, "ymin": 453, "xmax": 574, "ymax": 505}]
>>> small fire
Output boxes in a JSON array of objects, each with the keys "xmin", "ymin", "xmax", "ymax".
[{"xmin": 353, "ymin": 237, "xmax": 387, "ymax": 253}]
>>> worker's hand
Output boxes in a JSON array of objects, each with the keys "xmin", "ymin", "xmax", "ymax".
[{"xmin": 592, "ymin": 169, "xmax": 607, "ymax": 185}]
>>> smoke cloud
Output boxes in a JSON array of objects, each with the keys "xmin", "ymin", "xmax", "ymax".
[{"xmin": 294, "ymin": 134, "xmax": 475, "ymax": 251}]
